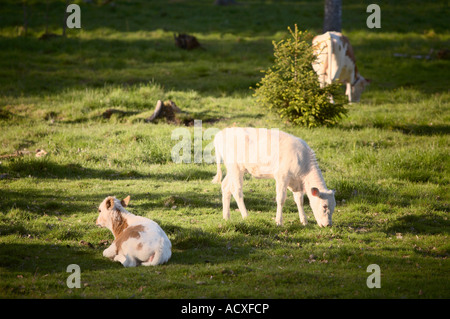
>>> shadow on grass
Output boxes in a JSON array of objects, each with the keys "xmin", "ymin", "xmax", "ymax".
[
  {"xmin": 0, "ymin": 222, "xmax": 289, "ymax": 273},
  {"xmin": 4, "ymin": 158, "xmax": 214, "ymax": 181},
  {"xmin": 0, "ymin": 0, "xmax": 324, "ymax": 37},
  {"xmin": 0, "ymin": 242, "xmax": 115, "ymax": 274},
  {"xmin": 0, "ymin": 186, "xmax": 222, "ymax": 220},
  {"xmin": 385, "ymin": 213, "xmax": 450, "ymax": 236},
  {"xmin": 2, "ymin": 0, "xmax": 446, "ymax": 37},
  {"xmin": 0, "ymin": 188, "xmax": 100, "ymax": 217},
  {"xmin": 0, "ymin": 35, "xmax": 268, "ymax": 98},
  {"xmin": 1, "ymin": 0, "xmax": 449, "ymax": 99},
  {"xmin": 156, "ymin": 219, "xmax": 317, "ymax": 266},
  {"xmin": 0, "ymin": 218, "xmax": 305, "ymax": 274},
  {"xmin": 339, "ymin": 123, "xmax": 450, "ymax": 136},
  {"xmin": 379, "ymin": 124, "xmax": 450, "ymax": 136}
]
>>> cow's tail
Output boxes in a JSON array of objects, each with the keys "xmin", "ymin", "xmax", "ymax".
[{"xmin": 211, "ymin": 132, "xmax": 223, "ymax": 184}]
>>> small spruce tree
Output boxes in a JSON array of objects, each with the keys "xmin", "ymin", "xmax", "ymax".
[{"xmin": 253, "ymin": 25, "xmax": 348, "ymax": 127}]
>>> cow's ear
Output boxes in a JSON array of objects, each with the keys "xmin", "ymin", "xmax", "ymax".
[
  {"xmin": 106, "ymin": 197, "xmax": 115, "ymax": 210},
  {"xmin": 121, "ymin": 195, "xmax": 130, "ymax": 208},
  {"xmin": 311, "ymin": 187, "xmax": 320, "ymax": 197}
]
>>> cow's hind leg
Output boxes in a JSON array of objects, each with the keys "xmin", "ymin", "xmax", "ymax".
[
  {"xmin": 115, "ymin": 254, "xmax": 137, "ymax": 267},
  {"xmin": 221, "ymin": 174, "xmax": 232, "ymax": 220},
  {"xmin": 222, "ymin": 166, "xmax": 248, "ymax": 220},
  {"xmin": 231, "ymin": 170, "xmax": 248, "ymax": 219}
]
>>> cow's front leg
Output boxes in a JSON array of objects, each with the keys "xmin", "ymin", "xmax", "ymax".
[
  {"xmin": 275, "ymin": 179, "xmax": 288, "ymax": 226},
  {"xmin": 293, "ymin": 191, "xmax": 308, "ymax": 225},
  {"xmin": 103, "ymin": 243, "xmax": 117, "ymax": 260},
  {"xmin": 346, "ymin": 82, "xmax": 352, "ymax": 103}
]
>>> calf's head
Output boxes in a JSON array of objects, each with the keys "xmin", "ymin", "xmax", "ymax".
[
  {"xmin": 309, "ymin": 188, "xmax": 336, "ymax": 227},
  {"xmin": 350, "ymin": 76, "xmax": 371, "ymax": 102},
  {"xmin": 96, "ymin": 195, "xmax": 131, "ymax": 232}
]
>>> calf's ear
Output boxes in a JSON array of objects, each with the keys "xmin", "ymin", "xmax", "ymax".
[
  {"xmin": 311, "ymin": 187, "xmax": 320, "ymax": 197},
  {"xmin": 121, "ymin": 195, "xmax": 131, "ymax": 207},
  {"xmin": 106, "ymin": 197, "xmax": 115, "ymax": 210}
]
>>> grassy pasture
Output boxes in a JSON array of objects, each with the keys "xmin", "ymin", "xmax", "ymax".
[{"xmin": 0, "ymin": 0, "xmax": 449, "ymax": 299}]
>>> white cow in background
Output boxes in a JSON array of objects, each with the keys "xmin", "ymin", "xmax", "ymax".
[
  {"xmin": 312, "ymin": 31, "xmax": 371, "ymax": 103},
  {"xmin": 212, "ymin": 127, "xmax": 336, "ymax": 227}
]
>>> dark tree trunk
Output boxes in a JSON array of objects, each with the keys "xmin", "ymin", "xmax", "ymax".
[
  {"xmin": 62, "ymin": 0, "xmax": 70, "ymax": 37},
  {"xmin": 22, "ymin": 1, "xmax": 28, "ymax": 36},
  {"xmin": 323, "ymin": 0, "xmax": 342, "ymax": 33}
]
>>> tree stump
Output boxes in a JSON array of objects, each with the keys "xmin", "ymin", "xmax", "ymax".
[
  {"xmin": 174, "ymin": 33, "xmax": 202, "ymax": 50},
  {"xmin": 145, "ymin": 100, "xmax": 184, "ymax": 124}
]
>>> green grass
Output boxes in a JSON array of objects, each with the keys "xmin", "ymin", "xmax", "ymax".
[{"xmin": 0, "ymin": 0, "xmax": 449, "ymax": 299}]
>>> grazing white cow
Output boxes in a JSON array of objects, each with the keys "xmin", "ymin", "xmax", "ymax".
[
  {"xmin": 212, "ymin": 127, "xmax": 336, "ymax": 227},
  {"xmin": 96, "ymin": 196, "xmax": 172, "ymax": 267},
  {"xmin": 312, "ymin": 31, "xmax": 371, "ymax": 103}
]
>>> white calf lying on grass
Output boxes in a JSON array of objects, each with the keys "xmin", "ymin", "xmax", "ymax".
[
  {"xmin": 212, "ymin": 127, "xmax": 336, "ymax": 227},
  {"xmin": 96, "ymin": 196, "xmax": 172, "ymax": 267}
]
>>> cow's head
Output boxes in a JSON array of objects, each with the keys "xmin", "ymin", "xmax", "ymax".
[
  {"xmin": 350, "ymin": 76, "xmax": 371, "ymax": 102},
  {"xmin": 309, "ymin": 188, "xmax": 336, "ymax": 227}
]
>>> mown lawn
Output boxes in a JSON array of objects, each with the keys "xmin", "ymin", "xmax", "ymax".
[{"xmin": 0, "ymin": 0, "xmax": 449, "ymax": 299}]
